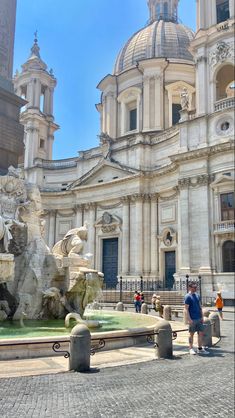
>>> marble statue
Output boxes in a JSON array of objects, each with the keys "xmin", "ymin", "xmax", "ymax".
[
  {"xmin": 52, "ymin": 222, "xmax": 89, "ymax": 260},
  {"xmin": 180, "ymin": 87, "xmax": 190, "ymax": 111}
]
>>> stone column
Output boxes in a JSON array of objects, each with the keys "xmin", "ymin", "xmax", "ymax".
[
  {"xmin": 0, "ymin": 0, "xmax": 17, "ymax": 80},
  {"xmin": 24, "ymin": 126, "xmax": 39, "ymax": 168},
  {"xmin": 211, "ymin": 0, "xmax": 217, "ymax": 25},
  {"xmin": 106, "ymin": 93, "xmax": 113, "ymax": 137},
  {"xmin": 34, "ymin": 79, "xmax": 41, "ymax": 108},
  {"xmin": 27, "ymin": 80, "xmax": 34, "ymax": 107},
  {"xmin": 121, "ymin": 196, "xmax": 130, "ymax": 275},
  {"xmin": 120, "ymin": 101, "xmax": 125, "ymax": 136},
  {"xmin": 134, "ymin": 194, "xmax": 143, "ymax": 275},
  {"xmin": 47, "ymin": 135, "xmax": 54, "ymax": 160},
  {"xmin": 43, "ymin": 87, "xmax": 50, "ymax": 114},
  {"xmin": 195, "ymin": 51, "xmax": 208, "ymax": 116},
  {"xmin": 48, "ymin": 210, "xmax": 57, "ymax": 249},
  {"xmin": 154, "ymin": 74, "xmax": 162, "ymax": 129},
  {"xmin": 229, "ymin": 0, "xmax": 234, "ymax": 18},
  {"xmin": 167, "ymin": 91, "xmax": 173, "ymax": 127},
  {"xmin": 49, "ymin": 88, "xmax": 54, "ymax": 115},
  {"xmin": 178, "ymin": 179, "xmax": 190, "ymax": 273},
  {"xmin": 143, "ymin": 194, "xmax": 151, "ymax": 274},
  {"xmin": 143, "ymin": 76, "xmax": 150, "ymax": 131},
  {"xmin": 150, "ymin": 193, "xmax": 158, "ymax": 277}
]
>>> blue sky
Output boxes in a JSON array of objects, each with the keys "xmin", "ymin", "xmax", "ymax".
[{"xmin": 14, "ymin": 0, "xmax": 196, "ymax": 160}]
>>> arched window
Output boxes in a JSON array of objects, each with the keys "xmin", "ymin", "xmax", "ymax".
[
  {"xmin": 164, "ymin": 2, "xmax": 168, "ymax": 18},
  {"xmin": 216, "ymin": 0, "xmax": 230, "ymax": 24},
  {"xmin": 222, "ymin": 241, "xmax": 235, "ymax": 272},
  {"xmin": 216, "ymin": 65, "xmax": 234, "ymax": 101},
  {"xmin": 156, "ymin": 3, "xmax": 161, "ymax": 20}
]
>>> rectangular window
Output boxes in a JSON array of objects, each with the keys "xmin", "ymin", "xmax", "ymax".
[
  {"xmin": 172, "ymin": 104, "xmax": 181, "ymax": 125},
  {"xmin": 221, "ymin": 192, "xmax": 235, "ymax": 221},
  {"xmin": 129, "ymin": 108, "xmax": 137, "ymax": 131},
  {"xmin": 216, "ymin": 0, "xmax": 230, "ymax": 24},
  {"xmin": 39, "ymin": 138, "xmax": 45, "ymax": 149}
]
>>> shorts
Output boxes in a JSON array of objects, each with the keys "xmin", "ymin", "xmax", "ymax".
[
  {"xmin": 188, "ymin": 319, "xmax": 204, "ymax": 333},
  {"xmin": 217, "ymin": 308, "xmax": 223, "ymax": 312}
]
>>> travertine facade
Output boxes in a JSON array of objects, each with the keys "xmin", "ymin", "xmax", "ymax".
[{"xmin": 14, "ymin": 0, "xmax": 235, "ymax": 301}]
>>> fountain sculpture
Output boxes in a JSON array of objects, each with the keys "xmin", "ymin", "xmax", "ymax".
[{"xmin": 0, "ymin": 169, "xmax": 103, "ymax": 324}]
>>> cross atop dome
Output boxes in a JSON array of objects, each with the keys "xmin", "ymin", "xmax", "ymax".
[{"xmin": 147, "ymin": 0, "xmax": 179, "ymax": 23}]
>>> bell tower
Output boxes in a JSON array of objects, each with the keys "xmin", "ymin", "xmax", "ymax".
[
  {"xmin": 147, "ymin": 0, "xmax": 179, "ymax": 23},
  {"xmin": 14, "ymin": 33, "xmax": 59, "ymax": 173}
]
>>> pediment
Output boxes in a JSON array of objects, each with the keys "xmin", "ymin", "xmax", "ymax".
[
  {"xmin": 68, "ymin": 160, "xmax": 138, "ymax": 189},
  {"xmin": 211, "ymin": 174, "xmax": 234, "ymax": 189},
  {"xmin": 95, "ymin": 212, "xmax": 122, "ymax": 234}
]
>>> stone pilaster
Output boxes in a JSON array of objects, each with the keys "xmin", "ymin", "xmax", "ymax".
[
  {"xmin": 133, "ymin": 194, "xmax": 143, "ymax": 275},
  {"xmin": 178, "ymin": 179, "xmax": 191, "ymax": 273},
  {"xmin": 84, "ymin": 203, "xmax": 96, "ymax": 268},
  {"xmin": 143, "ymin": 194, "xmax": 151, "ymax": 274},
  {"xmin": 150, "ymin": 193, "xmax": 158, "ymax": 277},
  {"xmin": 143, "ymin": 76, "xmax": 150, "ymax": 131},
  {"xmin": 121, "ymin": 196, "xmax": 130, "ymax": 275},
  {"xmin": 75, "ymin": 204, "xmax": 83, "ymax": 228}
]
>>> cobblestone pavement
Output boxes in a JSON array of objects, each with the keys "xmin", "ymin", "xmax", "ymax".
[{"xmin": 0, "ymin": 311, "xmax": 234, "ymax": 418}]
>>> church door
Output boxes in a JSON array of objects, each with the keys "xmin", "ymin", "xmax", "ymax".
[
  {"xmin": 222, "ymin": 241, "xmax": 235, "ymax": 272},
  {"xmin": 165, "ymin": 251, "xmax": 176, "ymax": 289},
  {"xmin": 102, "ymin": 238, "xmax": 118, "ymax": 288}
]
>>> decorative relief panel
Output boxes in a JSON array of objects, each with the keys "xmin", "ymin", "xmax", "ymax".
[
  {"xmin": 160, "ymin": 204, "xmax": 176, "ymax": 223},
  {"xmin": 58, "ymin": 220, "xmax": 72, "ymax": 236},
  {"xmin": 209, "ymin": 42, "xmax": 234, "ymax": 67}
]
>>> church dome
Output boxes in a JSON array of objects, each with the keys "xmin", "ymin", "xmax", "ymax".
[{"xmin": 114, "ymin": 19, "xmax": 194, "ymax": 75}]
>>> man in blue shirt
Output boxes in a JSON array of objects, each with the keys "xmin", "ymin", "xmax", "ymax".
[{"xmin": 184, "ymin": 281, "xmax": 209, "ymax": 355}]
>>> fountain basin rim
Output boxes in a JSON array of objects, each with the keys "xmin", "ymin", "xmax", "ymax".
[{"xmin": 0, "ymin": 313, "xmax": 163, "ymax": 360}]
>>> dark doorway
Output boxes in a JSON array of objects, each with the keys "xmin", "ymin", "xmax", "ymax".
[
  {"xmin": 102, "ymin": 238, "xmax": 118, "ymax": 288},
  {"xmin": 165, "ymin": 251, "xmax": 176, "ymax": 289},
  {"xmin": 222, "ymin": 241, "xmax": 235, "ymax": 272}
]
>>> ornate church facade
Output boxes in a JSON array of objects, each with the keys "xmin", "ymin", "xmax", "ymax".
[{"xmin": 14, "ymin": 0, "xmax": 234, "ymax": 301}]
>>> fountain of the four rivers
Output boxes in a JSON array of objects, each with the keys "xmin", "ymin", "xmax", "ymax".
[{"xmin": 0, "ymin": 169, "xmax": 159, "ymax": 359}]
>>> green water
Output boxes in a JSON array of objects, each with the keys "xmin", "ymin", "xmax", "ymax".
[{"xmin": 0, "ymin": 312, "xmax": 156, "ymax": 339}]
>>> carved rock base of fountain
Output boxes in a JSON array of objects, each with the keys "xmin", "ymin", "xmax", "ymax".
[{"xmin": 0, "ymin": 254, "xmax": 14, "ymax": 284}]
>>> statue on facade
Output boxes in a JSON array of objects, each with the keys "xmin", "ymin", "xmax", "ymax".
[{"xmin": 180, "ymin": 87, "xmax": 190, "ymax": 111}]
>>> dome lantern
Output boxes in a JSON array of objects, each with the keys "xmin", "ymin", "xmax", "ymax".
[{"xmin": 147, "ymin": 0, "xmax": 179, "ymax": 23}]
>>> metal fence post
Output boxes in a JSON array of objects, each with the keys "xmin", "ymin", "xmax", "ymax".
[
  {"xmin": 119, "ymin": 276, "xmax": 122, "ymax": 302},
  {"xmin": 198, "ymin": 275, "xmax": 202, "ymax": 299},
  {"xmin": 186, "ymin": 274, "xmax": 189, "ymax": 292}
]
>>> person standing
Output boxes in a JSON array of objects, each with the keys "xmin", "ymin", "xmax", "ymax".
[
  {"xmin": 184, "ymin": 281, "xmax": 209, "ymax": 355},
  {"xmin": 215, "ymin": 291, "xmax": 224, "ymax": 320},
  {"xmin": 133, "ymin": 291, "xmax": 141, "ymax": 313}
]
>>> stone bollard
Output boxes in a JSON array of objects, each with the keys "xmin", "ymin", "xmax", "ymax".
[
  {"xmin": 209, "ymin": 312, "xmax": 220, "ymax": 338},
  {"xmin": 154, "ymin": 320, "xmax": 173, "ymax": 359},
  {"xmin": 201, "ymin": 318, "xmax": 212, "ymax": 347},
  {"xmin": 141, "ymin": 303, "xmax": 148, "ymax": 314},
  {"xmin": 116, "ymin": 302, "xmax": 124, "ymax": 311},
  {"xmin": 69, "ymin": 324, "xmax": 91, "ymax": 372},
  {"xmin": 202, "ymin": 308, "xmax": 210, "ymax": 318},
  {"xmin": 163, "ymin": 305, "xmax": 172, "ymax": 321}
]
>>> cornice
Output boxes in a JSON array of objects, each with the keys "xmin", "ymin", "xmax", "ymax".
[{"xmin": 170, "ymin": 141, "xmax": 234, "ymax": 163}]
